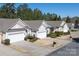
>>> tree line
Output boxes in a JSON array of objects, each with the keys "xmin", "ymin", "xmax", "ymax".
[
  {"xmin": 0, "ymin": 3, "xmax": 61, "ymax": 20},
  {"xmin": 0, "ymin": 3, "xmax": 79, "ymax": 23}
]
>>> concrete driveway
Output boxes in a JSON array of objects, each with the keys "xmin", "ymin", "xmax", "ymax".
[
  {"xmin": 0, "ymin": 35, "xmax": 71, "ymax": 56},
  {"xmin": 0, "ymin": 44, "xmax": 29, "ymax": 56},
  {"xmin": 10, "ymin": 41, "xmax": 53, "ymax": 56},
  {"xmin": 10, "ymin": 35, "xmax": 71, "ymax": 56},
  {"xmin": 0, "ymin": 41, "xmax": 53, "ymax": 56}
]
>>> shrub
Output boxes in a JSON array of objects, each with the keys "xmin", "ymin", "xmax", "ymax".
[
  {"xmin": 64, "ymin": 31, "xmax": 70, "ymax": 35},
  {"xmin": 48, "ymin": 31, "xmax": 70, "ymax": 38},
  {"xmin": 24, "ymin": 35, "xmax": 38, "ymax": 42},
  {"xmin": 28, "ymin": 35, "xmax": 35, "ymax": 39},
  {"xmin": 24, "ymin": 36, "xmax": 28, "ymax": 41},
  {"xmin": 55, "ymin": 31, "xmax": 64, "ymax": 36},
  {"xmin": 29, "ymin": 37, "xmax": 38, "ymax": 42},
  {"xmin": 24, "ymin": 35, "xmax": 35, "ymax": 41},
  {"xmin": 50, "ymin": 33, "xmax": 57, "ymax": 38},
  {"xmin": 3, "ymin": 39, "xmax": 10, "ymax": 45},
  {"xmin": 48, "ymin": 31, "xmax": 65, "ymax": 38},
  {"xmin": 55, "ymin": 32, "xmax": 60, "ymax": 36},
  {"xmin": 59, "ymin": 32, "xmax": 64, "ymax": 35},
  {"xmin": 71, "ymin": 30, "xmax": 78, "ymax": 32},
  {"xmin": 47, "ymin": 32, "xmax": 57, "ymax": 38}
]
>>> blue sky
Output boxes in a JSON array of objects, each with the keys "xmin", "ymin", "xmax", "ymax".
[
  {"xmin": 27, "ymin": 3, "xmax": 79, "ymax": 17},
  {"xmin": 0, "ymin": 3, "xmax": 79, "ymax": 17}
]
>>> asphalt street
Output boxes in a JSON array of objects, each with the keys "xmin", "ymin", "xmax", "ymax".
[{"xmin": 47, "ymin": 31, "xmax": 79, "ymax": 56}]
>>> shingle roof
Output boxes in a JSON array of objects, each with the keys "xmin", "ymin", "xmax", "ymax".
[
  {"xmin": 0, "ymin": 18, "xmax": 19, "ymax": 32},
  {"xmin": 24, "ymin": 20, "xmax": 63, "ymax": 31},
  {"xmin": 67, "ymin": 23, "xmax": 73, "ymax": 28},
  {"xmin": 24, "ymin": 20, "xmax": 43, "ymax": 31},
  {"xmin": 24, "ymin": 20, "xmax": 73, "ymax": 32},
  {"xmin": 46, "ymin": 21, "xmax": 62, "ymax": 29}
]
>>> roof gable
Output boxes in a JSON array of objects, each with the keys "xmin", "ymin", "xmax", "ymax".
[
  {"xmin": 11, "ymin": 20, "xmax": 26, "ymax": 29},
  {"xmin": 0, "ymin": 18, "xmax": 20, "ymax": 32}
]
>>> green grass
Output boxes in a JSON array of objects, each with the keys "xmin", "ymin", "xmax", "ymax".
[
  {"xmin": 47, "ymin": 31, "xmax": 70, "ymax": 38},
  {"xmin": 71, "ymin": 30, "xmax": 78, "ymax": 32}
]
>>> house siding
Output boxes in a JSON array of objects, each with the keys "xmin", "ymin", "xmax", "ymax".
[
  {"xmin": 53, "ymin": 21, "xmax": 69, "ymax": 32},
  {"xmin": 5, "ymin": 30, "xmax": 27, "ymax": 43},
  {"xmin": 11, "ymin": 20, "xmax": 26, "ymax": 29},
  {"xmin": 35, "ymin": 24, "xmax": 47, "ymax": 39}
]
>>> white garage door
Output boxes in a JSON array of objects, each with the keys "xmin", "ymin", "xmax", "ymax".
[
  {"xmin": 6, "ymin": 32, "xmax": 26, "ymax": 43},
  {"xmin": 36, "ymin": 31, "xmax": 47, "ymax": 39}
]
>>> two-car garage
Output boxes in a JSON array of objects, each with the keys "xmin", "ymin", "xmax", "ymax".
[{"xmin": 6, "ymin": 31, "xmax": 26, "ymax": 43}]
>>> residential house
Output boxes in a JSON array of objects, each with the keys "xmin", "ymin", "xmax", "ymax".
[
  {"xmin": 24, "ymin": 20, "xmax": 48, "ymax": 39},
  {"xmin": 0, "ymin": 18, "xmax": 71, "ymax": 43},
  {"xmin": 46, "ymin": 21, "xmax": 62, "ymax": 32},
  {"xmin": 67, "ymin": 22, "xmax": 79, "ymax": 30},
  {"xmin": 70, "ymin": 19, "xmax": 79, "ymax": 29},
  {"xmin": 24, "ymin": 20, "xmax": 70, "ymax": 39},
  {"xmin": 0, "ymin": 18, "xmax": 30, "ymax": 43},
  {"xmin": 46, "ymin": 21, "xmax": 69, "ymax": 32},
  {"xmin": 57, "ymin": 21, "xmax": 69, "ymax": 32}
]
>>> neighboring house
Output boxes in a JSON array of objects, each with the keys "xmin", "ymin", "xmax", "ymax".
[
  {"xmin": 58, "ymin": 21, "xmax": 69, "ymax": 32},
  {"xmin": 46, "ymin": 21, "xmax": 69, "ymax": 32},
  {"xmin": 0, "ymin": 18, "xmax": 72, "ymax": 43},
  {"xmin": 24, "ymin": 20, "xmax": 48, "ymax": 39},
  {"xmin": 74, "ymin": 23, "xmax": 79, "ymax": 29},
  {"xmin": 24, "ymin": 20, "xmax": 70, "ymax": 39},
  {"xmin": 46, "ymin": 21, "xmax": 62, "ymax": 32},
  {"xmin": 67, "ymin": 23, "xmax": 74, "ymax": 30},
  {"xmin": 67, "ymin": 23, "xmax": 79, "ymax": 30},
  {"xmin": 0, "ymin": 18, "xmax": 29, "ymax": 43}
]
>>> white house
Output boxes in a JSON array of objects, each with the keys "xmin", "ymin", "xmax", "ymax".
[
  {"xmin": 46, "ymin": 21, "xmax": 62, "ymax": 33},
  {"xmin": 24, "ymin": 20, "xmax": 48, "ymax": 39},
  {"xmin": 57, "ymin": 21, "xmax": 69, "ymax": 32},
  {"xmin": 46, "ymin": 21, "xmax": 70, "ymax": 33},
  {"xmin": 0, "ymin": 18, "xmax": 30, "ymax": 43},
  {"xmin": 24, "ymin": 20, "xmax": 70, "ymax": 39},
  {"xmin": 0, "ymin": 18, "xmax": 71, "ymax": 43}
]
